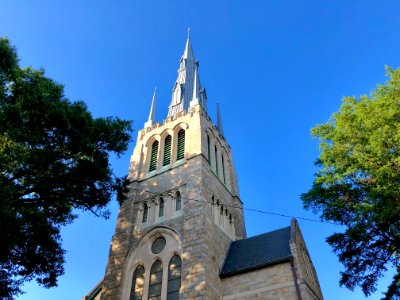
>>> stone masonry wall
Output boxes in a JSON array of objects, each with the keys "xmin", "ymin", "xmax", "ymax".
[
  {"xmin": 290, "ymin": 219, "xmax": 324, "ymax": 300},
  {"xmin": 101, "ymin": 106, "xmax": 245, "ymax": 300},
  {"xmin": 221, "ymin": 262, "xmax": 299, "ymax": 300}
]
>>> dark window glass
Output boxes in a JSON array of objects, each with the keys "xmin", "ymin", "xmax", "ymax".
[
  {"xmin": 149, "ymin": 141, "xmax": 159, "ymax": 172},
  {"xmin": 130, "ymin": 265, "xmax": 145, "ymax": 300},
  {"xmin": 142, "ymin": 203, "xmax": 148, "ymax": 223},
  {"xmin": 167, "ymin": 255, "xmax": 182, "ymax": 300},
  {"xmin": 159, "ymin": 197, "xmax": 164, "ymax": 217},
  {"xmin": 151, "ymin": 237, "xmax": 166, "ymax": 254},
  {"xmin": 149, "ymin": 260, "xmax": 163, "ymax": 299},
  {"xmin": 215, "ymin": 146, "xmax": 219, "ymax": 176},
  {"xmin": 175, "ymin": 191, "xmax": 181, "ymax": 211},
  {"xmin": 222, "ymin": 154, "xmax": 226, "ymax": 183},
  {"xmin": 207, "ymin": 135, "xmax": 211, "ymax": 164}
]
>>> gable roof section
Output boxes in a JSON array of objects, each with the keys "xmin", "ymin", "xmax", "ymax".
[{"xmin": 220, "ymin": 226, "xmax": 292, "ymax": 278}]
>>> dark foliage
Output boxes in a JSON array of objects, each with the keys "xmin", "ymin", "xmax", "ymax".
[{"xmin": 0, "ymin": 38, "xmax": 133, "ymax": 298}]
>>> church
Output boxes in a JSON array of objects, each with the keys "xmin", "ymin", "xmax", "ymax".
[{"xmin": 85, "ymin": 36, "xmax": 324, "ymax": 300}]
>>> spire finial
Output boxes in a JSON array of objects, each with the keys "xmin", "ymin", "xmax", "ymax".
[
  {"xmin": 144, "ymin": 87, "xmax": 157, "ymax": 128},
  {"xmin": 187, "ymin": 27, "xmax": 191, "ymax": 39}
]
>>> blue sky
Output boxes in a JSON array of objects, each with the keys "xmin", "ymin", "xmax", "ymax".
[{"xmin": 1, "ymin": 1, "xmax": 399, "ymax": 299}]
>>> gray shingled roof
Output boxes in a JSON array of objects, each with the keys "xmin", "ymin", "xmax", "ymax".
[{"xmin": 220, "ymin": 226, "xmax": 292, "ymax": 278}]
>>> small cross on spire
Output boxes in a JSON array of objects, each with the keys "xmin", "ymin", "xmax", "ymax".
[{"xmin": 187, "ymin": 28, "xmax": 191, "ymax": 38}]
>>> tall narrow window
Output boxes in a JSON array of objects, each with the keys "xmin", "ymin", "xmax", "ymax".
[
  {"xmin": 163, "ymin": 135, "xmax": 172, "ymax": 166},
  {"xmin": 176, "ymin": 129, "xmax": 185, "ymax": 161},
  {"xmin": 175, "ymin": 191, "xmax": 181, "ymax": 211},
  {"xmin": 167, "ymin": 255, "xmax": 182, "ymax": 300},
  {"xmin": 222, "ymin": 154, "xmax": 226, "ymax": 184},
  {"xmin": 142, "ymin": 203, "xmax": 148, "ymax": 223},
  {"xmin": 159, "ymin": 197, "xmax": 164, "ymax": 217},
  {"xmin": 207, "ymin": 135, "xmax": 211, "ymax": 164},
  {"xmin": 149, "ymin": 260, "xmax": 163, "ymax": 300},
  {"xmin": 149, "ymin": 140, "xmax": 159, "ymax": 172},
  {"xmin": 130, "ymin": 265, "xmax": 145, "ymax": 300},
  {"xmin": 215, "ymin": 146, "xmax": 219, "ymax": 176}
]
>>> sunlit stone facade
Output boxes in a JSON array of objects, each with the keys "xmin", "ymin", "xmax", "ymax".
[{"xmin": 85, "ymin": 36, "xmax": 324, "ymax": 300}]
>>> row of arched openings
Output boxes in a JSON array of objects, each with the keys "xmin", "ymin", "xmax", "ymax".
[
  {"xmin": 207, "ymin": 134, "xmax": 226, "ymax": 184},
  {"xmin": 130, "ymin": 255, "xmax": 182, "ymax": 300},
  {"xmin": 142, "ymin": 191, "xmax": 182, "ymax": 223},
  {"xmin": 149, "ymin": 129, "xmax": 185, "ymax": 172}
]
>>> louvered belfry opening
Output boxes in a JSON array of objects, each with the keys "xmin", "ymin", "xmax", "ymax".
[
  {"xmin": 130, "ymin": 265, "xmax": 145, "ymax": 300},
  {"xmin": 149, "ymin": 140, "xmax": 159, "ymax": 172},
  {"xmin": 176, "ymin": 129, "xmax": 185, "ymax": 160},
  {"xmin": 163, "ymin": 135, "xmax": 172, "ymax": 166}
]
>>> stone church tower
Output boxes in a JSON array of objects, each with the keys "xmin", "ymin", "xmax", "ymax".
[{"xmin": 85, "ymin": 36, "xmax": 324, "ymax": 300}]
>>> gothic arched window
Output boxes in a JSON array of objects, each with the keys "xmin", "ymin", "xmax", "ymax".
[
  {"xmin": 176, "ymin": 129, "xmax": 185, "ymax": 161},
  {"xmin": 175, "ymin": 191, "xmax": 181, "ymax": 211},
  {"xmin": 130, "ymin": 265, "xmax": 145, "ymax": 300},
  {"xmin": 142, "ymin": 203, "xmax": 148, "ymax": 223},
  {"xmin": 163, "ymin": 135, "xmax": 172, "ymax": 166},
  {"xmin": 149, "ymin": 140, "xmax": 159, "ymax": 172},
  {"xmin": 148, "ymin": 260, "xmax": 163, "ymax": 299},
  {"xmin": 215, "ymin": 145, "xmax": 219, "ymax": 176},
  {"xmin": 159, "ymin": 197, "xmax": 164, "ymax": 217},
  {"xmin": 207, "ymin": 134, "xmax": 211, "ymax": 164},
  {"xmin": 221, "ymin": 154, "xmax": 226, "ymax": 184},
  {"xmin": 167, "ymin": 255, "xmax": 182, "ymax": 300}
]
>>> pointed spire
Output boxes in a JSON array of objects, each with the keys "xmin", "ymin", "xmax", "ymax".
[
  {"xmin": 183, "ymin": 31, "xmax": 195, "ymax": 61},
  {"xmin": 144, "ymin": 87, "xmax": 157, "ymax": 128},
  {"xmin": 216, "ymin": 103, "xmax": 224, "ymax": 137},
  {"xmin": 167, "ymin": 33, "xmax": 207, "ymax": 118}
]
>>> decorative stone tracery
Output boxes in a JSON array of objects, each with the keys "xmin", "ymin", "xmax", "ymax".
[
  {"xmin": 136, "ymin": 190, "xmax": 183, "ymax": 230},
  {"xmin": 211, "ymin": 195, "xmax": 235, "ymax": 239}
]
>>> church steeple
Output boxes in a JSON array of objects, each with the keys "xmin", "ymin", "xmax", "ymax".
[
  {"xmin": 144, "ymin": 87, "xmax": 156, "ymax": 128},
  {"xmin": 167, "ymin": 34, "xmax": 207, "ymax": 118}
]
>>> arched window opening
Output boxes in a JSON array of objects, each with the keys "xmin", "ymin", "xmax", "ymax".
[
  {"xmin": 149, "ymin": 140, "xmax": 159, "ymax": 172},
  {"xmin": 176, "ymin": 129, "xmax": 185, "ymax": 161},
  {"xmin": 207, "ymin": 134, "xmax": 211, "ymax": 164},
  {"xmin": 215, "ymin": 146, "xmax": 219, "ymax": 176},
  {"xmin": 130, "ymin": 265, "xmax": 145, "ymax": 300},
  {"xmin": 222, "ymin": 155, "xmax": 226, "ymax": 184},
  {"xmin": 149, "ymin": 260, "xmax": 163, "ymax": 300},
  {"xmin": 167, "ymin": 255, "xmax": 182, "ymax": 300},
  {"xmin": 142, "ymin": 203, "xmax": 148, "ymax": 223},
  {"xmin": 163, "ymin": 135, "xmax": 172, "ymax": 166},
  {"xmin": 211, "ymin": 195, "xmax": 215, "ymax": 205},
  {"xmin": 159, "ymin": 197, "xmax": 164, "ymax": 217},
  {"xmin": 220, "ymin": 205, "xmax": 224, "ymax": 215},
  {"xmin": 229, "ymin": 214, "xmax": 232, "ymax": 224},
  {"xmin": 175, "ymin": 191, "xmax": 181, "ymax": 211}
]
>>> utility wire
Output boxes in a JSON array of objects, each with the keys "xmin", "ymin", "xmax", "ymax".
[
  {"xmin": 139, "ymin": 189, "xmax": 340, "ymax": 226},
  {"xmin": 184, "ymin": 197, "xmax": 340, "ymax": 226}
]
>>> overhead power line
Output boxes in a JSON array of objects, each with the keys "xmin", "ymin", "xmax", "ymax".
[{"xmin": 139, "ymin": 189, "xmax": 340, "ymax": 226}]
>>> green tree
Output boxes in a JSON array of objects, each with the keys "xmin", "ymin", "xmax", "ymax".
[
  {"xmin": 0, "ymin": 38, "xmax": 133, "ymax": 298},
  {"xmin": 301, "ymin": 67, "xmax": 400, "ymax": 299}
]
